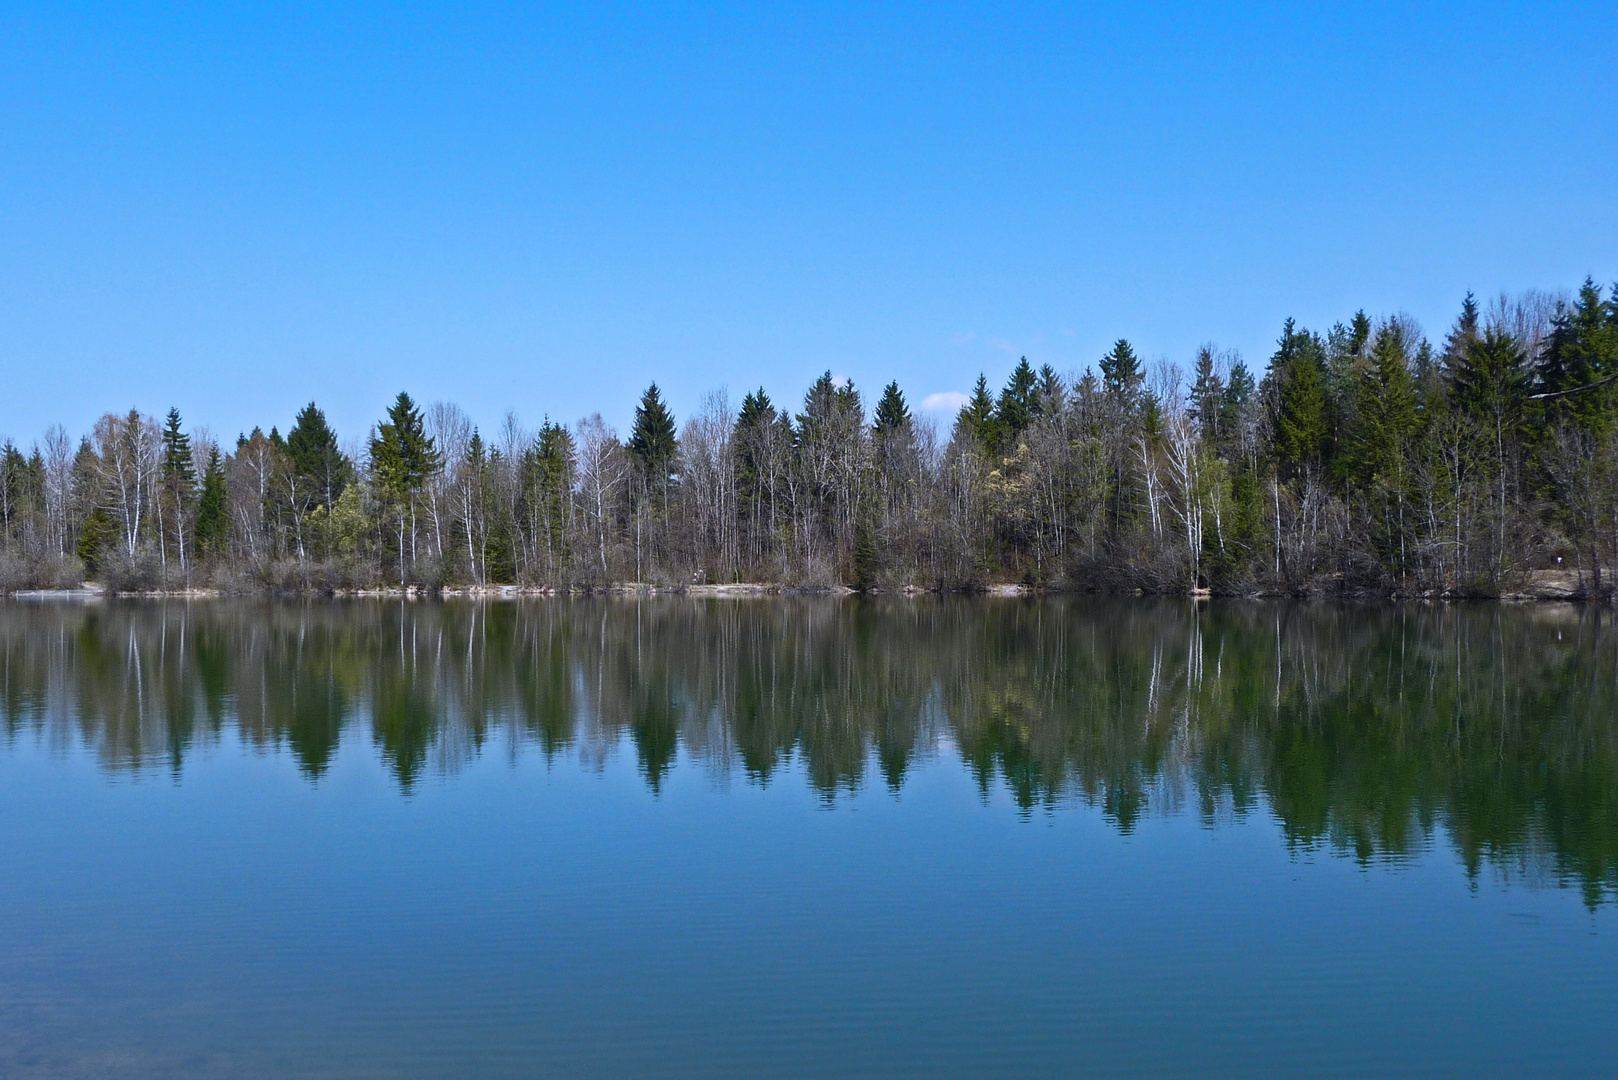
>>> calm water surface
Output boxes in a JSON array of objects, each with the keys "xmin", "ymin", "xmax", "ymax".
[{"xmin": 1, "ymin": 598, "xmax": 1616, "ymax": 1078}]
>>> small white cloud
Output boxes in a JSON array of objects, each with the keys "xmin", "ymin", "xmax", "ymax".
[
  {"xmin": 1060, "ymin": 328, "xmax": 1077, "ymax": 337},
  {"xmin": 950, "ymin": 331, "xmax": 978, "ymax": 346},
  {"xmin": 987, "ymin": 337, "xmax": 1015, "ymax": 353},
  {"xmin": 921, "ymin": 391, "xmax": 970, "ymax": 413},
  {"xmin": 830, "ymin": 374, "xmax": 850, "ymax": 388}
]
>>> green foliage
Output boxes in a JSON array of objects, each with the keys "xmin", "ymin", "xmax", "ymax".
[
  {"xmin": 994, "ymin": 356, "xmax": 1039, "ymax": 441},
  {"xmin": 1267, "ymin": 319, "xmax": 1330, "ymax": 478},
  {"xmin": 1537, "ymin": 279, "xmax": 1618, "ymax": 433},
  {"xmin": 1454, "ymin": 327, "xmax": 1527, "ymax": 431},
  {"xmin": 873, "ymin": 381, "xmax": 911, "ymax": 436},
  {"xmin": 628, "ymin": 383, "xmax": 678, "ymax": 480},
  {"xmin": 1191, "ymin": 346, "xmax": 1224, "ymax": 444},
  {"xmin": 852, "ymin": 517, "xmax": 878, "ymax": 592},
  {"xmin": 195, "ymin": 448, "xmax": 228, "ymax": 557},
  {"xmin": 287, "ymin": 401, "xmax": 348, "ymax": 510},
  {"xmin": 161, "ymin": 409, "xmax": 194, "ymax": 486},
  {"xmin": 1099, "ymin": 340, "xmax": 1143, "ymax": 403},
  {"xmin": 957, "ymin": 375, "xmax": 997, "ymax": 452},
  {"xmin": 369, "ymin": 392, "xmax": 440, "ymax": 504},
  {"xmin": 76, "ymin": 506, "xmax": 116, "ymax": 572},
  {"xmin": 1352, "ymin": 321, "xmax": 1418, "ymax": 486}
]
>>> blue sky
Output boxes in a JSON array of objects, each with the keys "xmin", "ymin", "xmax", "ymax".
[{"xmin": 2, "ymin": 2, "xmax": 1615, "ymax": 445}]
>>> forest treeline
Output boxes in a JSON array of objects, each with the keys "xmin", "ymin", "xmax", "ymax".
[{"xmin": 2, "ymin": 280, "xmax": 1617, "ymax": 596}]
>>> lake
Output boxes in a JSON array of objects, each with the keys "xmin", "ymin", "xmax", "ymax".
[{"xmin": 1, "ymin": 598, "xmax": 1615, "ymax": 1078}]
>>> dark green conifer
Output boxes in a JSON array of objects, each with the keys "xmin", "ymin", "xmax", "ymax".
[
  {"xmin": 287, "ymin": 402, "xmax": 348, "ymax": 511},
  {"xmin": 1099, "ymin": 340, "xmax": 1143, "ymax": 403},
  {"xmin": 1191, "ymin": 346, "xmax": 1224, "ymax": 443},
  {"xmin": 161, "ymin": 409, "xmax": 195, "ymax": 486},
  {"xmin": 957, "ymin": 375, "xmax": 998, "ymax": 451},
  {"xmin": 1268, "ymin": 319, "xmax": 1330, "ymax": 478},
  {"xmin": 194, "ymin": 449, "xmax": 228, "ymax": 557},
  {"xmin": 995, "ymin": 357, "xmax": 1039, "ymax": 439},
  {"xmin": 628, "ymin": 383, "xmax": 678, "ymax": 484},
  {"xmin": 1035, "ymin": 364, "xmax": 1066, "ymax": 415},
  {"xmin": 873, "ymin": 381, "xmax": 911, "ymax": 436}
]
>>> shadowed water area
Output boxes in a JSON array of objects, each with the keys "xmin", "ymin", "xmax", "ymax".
[{"xmin": 2, "ymin": 598, "xmax": 1616, "ymax": 1078}]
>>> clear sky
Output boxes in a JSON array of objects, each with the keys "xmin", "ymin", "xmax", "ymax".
[{"xmin": 2, "ymin": 2, "xmax": 1615, "ymax": 446}]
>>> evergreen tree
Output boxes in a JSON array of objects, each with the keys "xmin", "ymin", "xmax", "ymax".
[
  {"xmin": 1352, "ymin": 322, "xmax": 1419, "ymax": 578},
  {"xmin": 1268, "ymin": 319, "xmax": 1330, "ymax": 479},
  {"xmin": 195, "ymin": 448, "xmax": 228, "ymax": 558},
  {"xmin": 0, "ymin": 441, "xmax": 27, "ymax": 542},
  {"xmin": 1190, "ymin": 346, "xmax": 1225, "ymax": 444},
  {"xmin": 161, "ymin": 409, "xmax": 195, "ymax": 487},
  {"xmin": 957, "ymin": 375, "xmax": 998, "ymax": 451},
  {"xmin": 1536, "ymin": 279, "xmax": 1617, "ymax": 432},
  {"xmin": 1035, "ymin": 364, "xmax": 1066, "ymax": 416},
  {"xmin": 76, "ymin": 507, "xmax": 116, "ymax": 573},
  {"xmin": 157, "ymin": 408, "xmax": 197, "ymax": 577},
  {"xmin": 873, "ymin": 381, "xmax": 911, "ymax": 435},
  {"xmin": 734, "ymin": 389, "xmax": 778, "ymax": 521},
  {"xmin": 286, "ymin": 402, "xmax": 348, "ymax": 512},
  {"xmin": 1454, "ymin": 328, "xmax": 1526, "ymax": 428},
  {"xmin": 994, "ymin": 357, "xmax": 1039, "ymax": 441},
  {"xmin": 527, "ymin": 418, "xmax": 576, "ymax": 581},
  {"xmin": 1099, "ymin": 340, "xmax": 1144, "ymax": 403},
  {"xmin": 628, "ymin": 383, "xmax": 678, "ymax": 489},
  {"xmin": 1443, "ymin": 292, "xmax": 1482, "ymax": 376},
  {"xmin": 1354, "ymin": 323, "xmax": 1418, "ymax": 485},
  {"xmin": 369, "ymin": 392, "xmax": 441, "ymax": 580}
]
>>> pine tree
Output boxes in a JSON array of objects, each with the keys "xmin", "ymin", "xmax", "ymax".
[
  {"xmin": 1353, "ymin": 322, "xmax": 1419, "ymax": 578},
  {"xmin": 994, "ymin": 357, "xmax": 1039, "ymax": 440},
  {"xmin": 957, "ymin": 375, "xmax": 998, "ymax": 451},
  {"xmin": 1035, "ymin": 364, "xmax": 1066, "ymax": 416},
  {"xmin": 628, "ymin": 383, "xmax": 678, "ymax": 486},
  {"xmin": 1354, "ymin": 323, "xmax": 1418, "ymax": 484},
  {"xmin": 1099, "ymin": 340, "xmax": 1143, "ymax": 403},
  {"xmin": 1443, "ymin": 292, "xmax": 1481, "ymax": 376},
  {"xmin": 1268, "ymin": 319, "xmax": 1330, "ymax": 479},
  {"xmin": 1537, "ymin": 279, "xmax": 1617, "ymax": 432},
  {"xmin": 369, "ymin": 392, "xmax": 441, "ymax": 581},
  {"xmin": 529, "ymin": 418, "xmax": 576, "ymax": 581},
  {"xmin": 0, "ymin": 441, "xmax": 26, "ymax": 543},
  {"xmin": 873, "ymin": 381, "xmax": 911, "ymax": 436},
  {"xmin": 194, "ymin": 448, "xmax": 228, "ymax": 558},
  {"xmin": 1191, "ymin": 346, "xmax": 1224, "ymax": 444},
  {"xmin": 158, "ymin": 408, "xmax": 196, "ymax": 579},
  {"xmin": 287, "ymin": 402, "xmax": 348, "ymax": 512},
  {"xmin": 161, "ymin": 409, "xmax": 194, "ymax": 486}
]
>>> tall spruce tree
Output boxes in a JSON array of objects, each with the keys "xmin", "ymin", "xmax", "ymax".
[
  {"xmin": 957, "ymin": 375, "xmax": 998, "ymax": 452},
  {"xmin": 1191, "ymin": 346, "xmax": 1225, "ymax": 444},
  {"xmin": 194, "ymin": 448, "xmax": 228, "ymax": 558},
  {"xmin": 369, "ymin": 392, "xmax": 441, "ymax": 581},
  {"xmin": 873, "ymin": 381, "xmax": 911, "ymax": 435},
  {"xmin": 1268, "ymin": 319, "xmax": 1330, "ymax": 479},
  {"xmin": 161, "ymin": 409, "xmax": 194, "ymax": 485},
  {"xmin": 995, "ymin": 357, "xmax": 1039, "ymax": 441},
  {"xmin": 628, "ymin": 383, "xmax": 678, "ymax": 503},
  {"xmin": 1099, "ymin": 340, "xmax": 1143, "ymax": 403},
  {"xmin": 1537, "ymin": 279, "xmax": 1617, "ymax": 432},
  {"xmin": 287, "ymin": 402, "xmax": 348, "ymax": 512},
  {"xmin": 158, "ymin": 408, "xmax": 196, "ymax": 578}
]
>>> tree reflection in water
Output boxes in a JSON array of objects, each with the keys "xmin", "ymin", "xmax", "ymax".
[{"xmin": 2, "ymin": 598, "xmax": 1614, "ymax": 904}]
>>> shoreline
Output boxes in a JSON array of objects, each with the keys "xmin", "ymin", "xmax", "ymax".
[{"xmin": 2, "ymin": 574, "xmax": 1605, "ymax": 603}]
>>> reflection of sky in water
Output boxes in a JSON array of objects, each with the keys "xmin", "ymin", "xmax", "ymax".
[
  {"xmin": 3, "ymin": 597, "xmax": 1615, "ymax": 902},
  {"xmin": 1, "ymin": 598, "xmax": 1616, "ymax": 1077}
]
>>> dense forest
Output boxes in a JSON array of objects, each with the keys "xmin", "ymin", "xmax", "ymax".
[{"xmin": 3, "ymin": 280, "xmax": 1617, "ymax": 597}]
